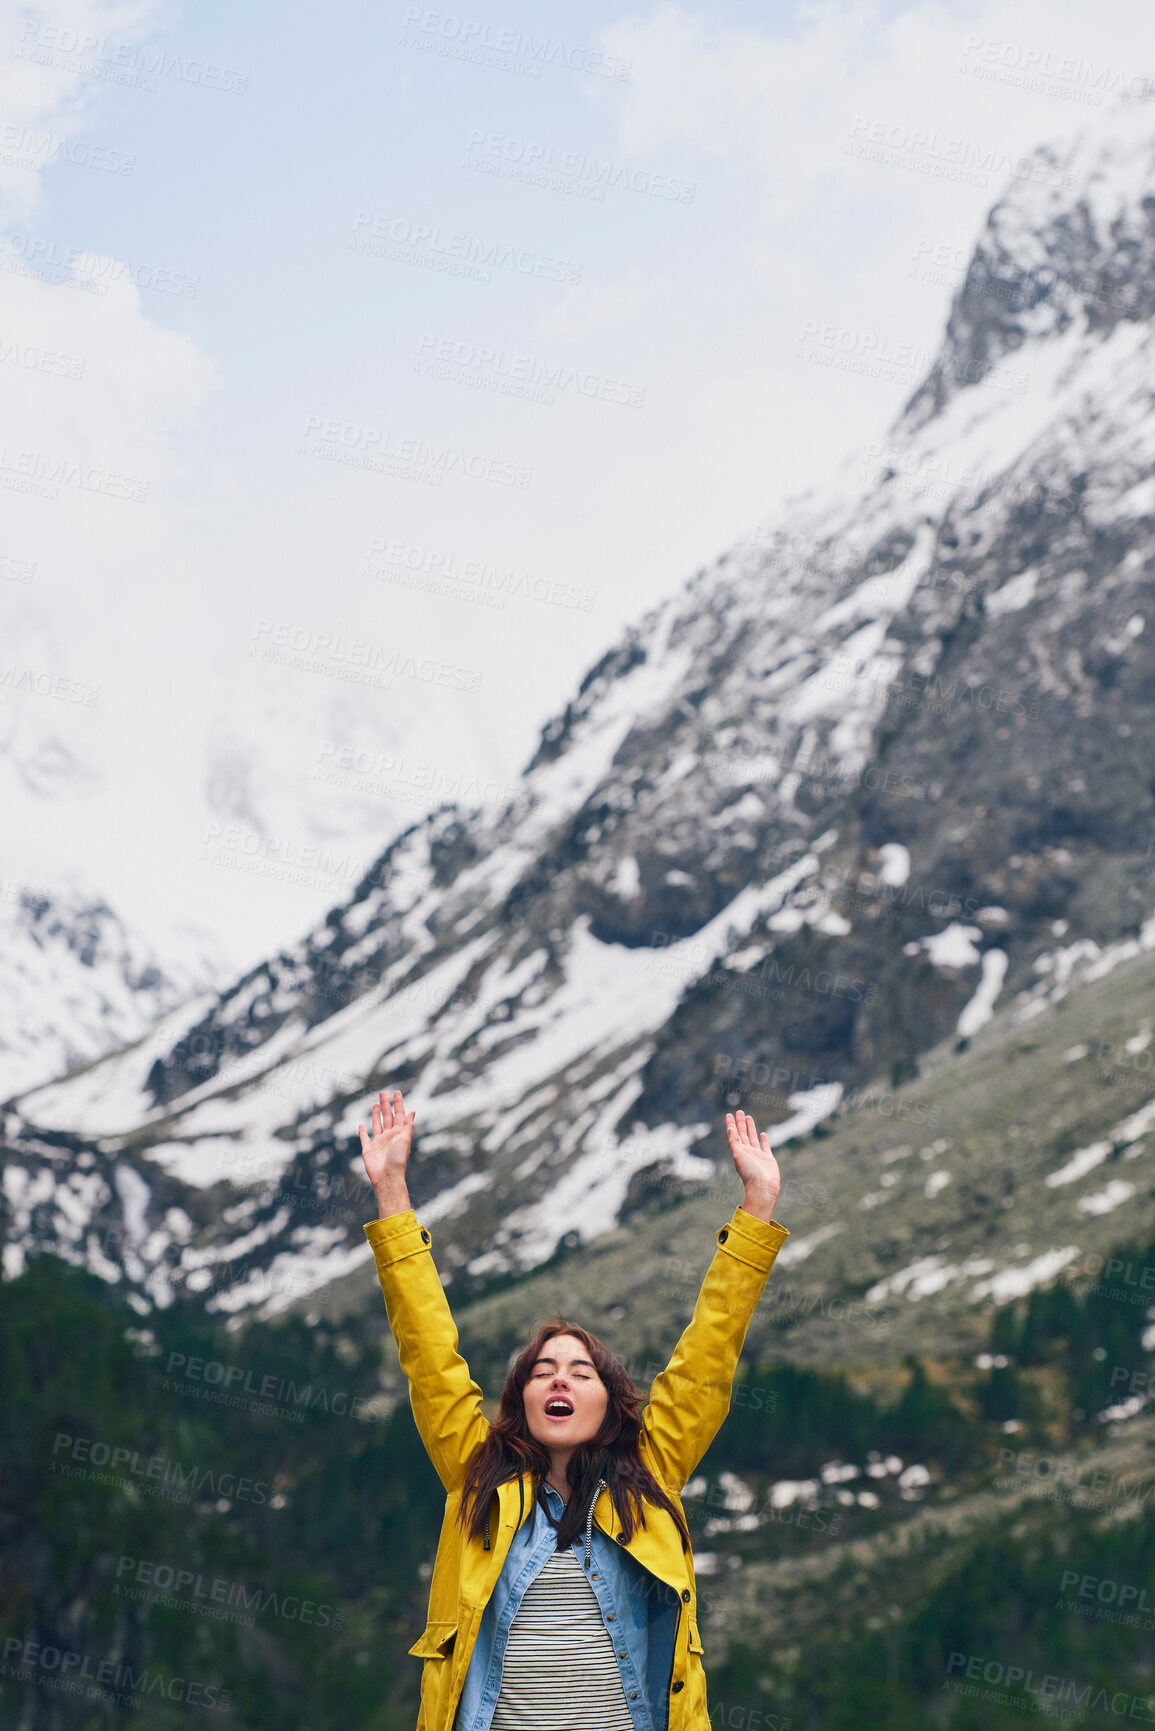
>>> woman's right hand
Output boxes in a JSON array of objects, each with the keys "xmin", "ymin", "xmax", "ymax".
[{"xmin": 358, "ymin": 1087, "xmax": 415, "ymax": 1217}]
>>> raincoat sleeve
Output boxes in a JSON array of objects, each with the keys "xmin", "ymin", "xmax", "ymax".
[
  {"xmin": 641, "ymin": 1205, "xmax": 788, "ymax": 1492},
  {"xmin": 364, "ymin": 1209, "xmax": 490, "ymax": 1492}
]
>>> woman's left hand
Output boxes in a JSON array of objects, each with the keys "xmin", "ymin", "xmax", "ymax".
[{"xmin": 725, "ymin": 1110, "xmax": 781, "ymax": 1222}]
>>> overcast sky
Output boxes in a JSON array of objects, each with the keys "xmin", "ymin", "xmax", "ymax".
[{"xmin": 2, "ymin": 0, "xmax": 1152, "ymax": 970}]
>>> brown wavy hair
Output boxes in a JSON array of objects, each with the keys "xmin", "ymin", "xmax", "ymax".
[{"xmin": 456, "ymin": 1317, "xmax": 691, "ymax": 1554}]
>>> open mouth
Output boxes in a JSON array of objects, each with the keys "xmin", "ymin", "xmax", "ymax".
[{"xmin": 544, "ymin": 1398, "xmax": 575, "ymax": 1420}]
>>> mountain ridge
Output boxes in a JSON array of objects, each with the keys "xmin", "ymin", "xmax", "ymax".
[{"xmin": 4, "ymin": 99, "xmax": 1155, "ymax": 1328}]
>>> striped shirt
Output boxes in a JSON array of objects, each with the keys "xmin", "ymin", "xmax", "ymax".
[{"xmin": 490, "ymin": 1544, "xmax": 639, "ymax": 1731}]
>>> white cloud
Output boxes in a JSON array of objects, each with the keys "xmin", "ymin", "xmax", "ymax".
[
  {"xmin": 594, "ymin": 0, "xmax": 1155, "ymax": 519},
  {"xmin": 0, "ymin": 0, "xmax": 220, "ymax": 960},
  {"xmin": 0, "ymin": 0, "xmax": 156, "ymax": 216},
  {"xmin": 603, "ymin": 1, "xmax": 1153, "ymax": 210},
  {"xmin": 5, "ymin": 0, "xmax": 1155, "ymax": 991}
]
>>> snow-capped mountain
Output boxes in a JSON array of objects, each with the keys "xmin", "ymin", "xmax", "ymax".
[
  {"xmin": 4, "ymin": 103, "xmax": 1155, "ymax": 1318},
  {"xmin": 0, "ymin": 872, "xmax": 225, "ymax": 1101}
]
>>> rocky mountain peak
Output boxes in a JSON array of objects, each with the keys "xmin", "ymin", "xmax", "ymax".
[
  {"xmin": 4, "ymin": 105, "xmax": 1155, "ymax": 1319},
  {"xmin": 901, "ymin": 99, "xmax": 1155, "ymax": 431}
]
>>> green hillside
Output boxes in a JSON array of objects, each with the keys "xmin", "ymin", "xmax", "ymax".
[{"xmin": 3, "ymin": 943, "xmax": 1154, "ymax": 1727}]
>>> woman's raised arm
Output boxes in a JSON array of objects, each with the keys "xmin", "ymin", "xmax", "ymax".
[
  {"xmin": 640, "ymin": 1110, "xmax": 788, "ymax": 1491},
  {"xmin": 359, "ymin": 1089, "xmax": 489, "ymax": 1491}
]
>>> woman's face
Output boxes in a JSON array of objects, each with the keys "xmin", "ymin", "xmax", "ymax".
[{"xmin": 522, "ymin": 1332, "xmax": 609, "ymax": 1451}]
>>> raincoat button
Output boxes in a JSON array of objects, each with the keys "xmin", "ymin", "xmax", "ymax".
[
  {"xmin": 672, "ymin": 1681, "xmax": 685, "ymax": 1693},
  {"xmin": 681, "ymin": 1589, "xmax": 691, "ymax": 1602},
  {"xmin": 420, "ymin": 1229, "xmax": 431, "ymax": 1244},
  {"xmin": 717, "ymin": 1228, "xmax": 728, "ymax": 1243}
]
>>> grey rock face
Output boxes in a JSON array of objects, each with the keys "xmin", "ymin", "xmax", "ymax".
[{"xmin": 5, "ymin": 106, "xmax": 1155, "ymax": 1314}]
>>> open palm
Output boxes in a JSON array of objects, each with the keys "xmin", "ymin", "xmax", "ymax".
[
  {"xmin": 725, "ymin": 1109, "xmax": 781, "ymax": 1216},
  {"xmin": 358, "ymin": 1088, "xmax": 415, "ymax": 1197}
]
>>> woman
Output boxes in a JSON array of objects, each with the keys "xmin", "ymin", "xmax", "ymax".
[{"xmin": 359, "ymin": 1087, "xmax": 789, "ymax": 1731}]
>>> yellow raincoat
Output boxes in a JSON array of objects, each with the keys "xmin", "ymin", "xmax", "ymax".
[{"xmin": 365, "ymin": 1203, "xmax": 789, "ymax": 1731}]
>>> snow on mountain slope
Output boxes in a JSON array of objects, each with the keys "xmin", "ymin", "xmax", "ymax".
[
  {"xmin": 5, "ymin": 103, "xmax": 1155, "ymax": 1317},
  {"xmin": 0, "ymin": 570, "xmax": 512, "ymax": 1070},
  {"xmin": 0, "ymin": 873, "xmax": 224, "ymax": 1100}
]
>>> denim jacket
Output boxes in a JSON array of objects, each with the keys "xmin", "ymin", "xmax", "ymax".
[{"xmin": 453, "ymin": 1478, "xmax": 681, "ymax": 1731}]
